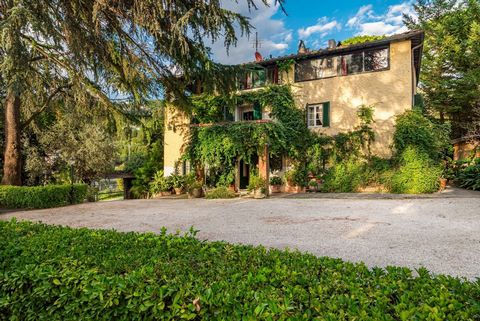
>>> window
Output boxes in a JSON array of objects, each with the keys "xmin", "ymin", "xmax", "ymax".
[
  {"xmin": 343, "ymin": 52, "xmax": 363, "ymax": 75},
  {"xmin": 364, "ymin": 48, "xmax": 388, "ymax": 71},
  {"xmin": 295, "ymin": 57, "xmax": 337, "ymax": 82},
  {"xmin": 295, "ymin": 46, "xmax": 390, "ymax": 81},
  {"xmin": 307, "ymin": 102, "xmax": 330, "ymax": 128},
  {"xmin": 238, "ymin": 69, "xmax": 269, "ymax": 90},
  {"xmin": 340, "ymin": 47, "xmax": 389, "ymax": 76},
  {"xmin": 236, "ymin": 102, "xmax": 262, "ymax": 121},
  {"xmin": 266, "ymin": 65, "xmax": 279, "ymax": 84}
]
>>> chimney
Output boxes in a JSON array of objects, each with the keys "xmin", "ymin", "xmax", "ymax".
[
  {"xmin": 328, "ymin": 39, "xmax": 337, "ymax": 49},
  {"xmin": 298, "ymin": 40, "xmax": 307, "ymax": 54}
]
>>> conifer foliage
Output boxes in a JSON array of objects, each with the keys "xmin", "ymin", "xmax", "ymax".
[{"xmin": 0, "ymin": 0, "xmax": 284, "ymax": 185}]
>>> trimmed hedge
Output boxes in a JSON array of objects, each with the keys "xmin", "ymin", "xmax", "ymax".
[
  {"xmin": 0, "ymin": 184, "xmax": 87, "ymax": 209},
  {"xmin": 0, "ymin": 220, "xmax": 479, "ymax": 320}
]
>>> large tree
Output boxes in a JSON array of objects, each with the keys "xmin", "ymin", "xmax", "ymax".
[
  {"xmin": 405, "ymin": 0, "xmax": 480, "ymax": 137},
  {"xmin": 0, "ymin": 0, "xmax": 283, "ymax": 185}
]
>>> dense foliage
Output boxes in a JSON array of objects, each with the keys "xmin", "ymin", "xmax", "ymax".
[
  {"xmin": 320, "ymin": 109, "xmax": 447, "ymax": 194},
  {"xmin": 388, "ymin": 146, "xmax": 442, "ymax": 194},
  {"xmin": 341, "ymin": 35, "xmax": 386, "ymax": 46},
  {"xmin": 0, "ymin": 0, "xmax": 283, "ymax": 185},
  {"xmin": 1, "ymin": 220, "xmax": 479, "ymax": 320},
  {"xmin": 0, "ymin": 184, "xmax": 87, "ymax": 209},
  {"xmin": 405, "ymin": 0, "xmax": 480, "ymax": 137},
  {"xmin": 23, "ymin": 103, "xmax": 118, "ymax": 185},
  {"xmin": 393, "ymin": 110, "xmax": 451, "ymax": 161},
  {"xmin": 205, "ymin": 186, "xmax": 236, "ymax": 199},
  {"xmin": 187, "ymin": 85, "xmax": 311, "ymax": 186},
  {"xmin": 321, "ymin": 158, "xmax": 367, "ymax": 193},
  {"xmin": 454, "ymin": 158, "xmax": 480, "ymax": 191},
  {"xmin": 123, "ymin": 104, "xmax": 165, "ymax": 198}
]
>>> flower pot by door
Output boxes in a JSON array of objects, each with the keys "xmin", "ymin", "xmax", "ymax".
[{"xmin": 439, "ymin": 178, "xmax": 447, "ymax": 190}]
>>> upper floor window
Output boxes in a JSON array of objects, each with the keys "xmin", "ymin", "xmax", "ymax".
[
  {"xmin": 238, "ymin": 66, "xmax": 279, "ymax": 90},
  {"xmin": 340, "ymin": 47, "xmax": 389, "ymax": 76},
  {"xmin": 295, "ymin": 57, "xmax": 337, "ymax": 82},
  {"xmin": 307, "ymin": 102, "xmax": 330, "ymax": 128},
  {"xmin": 295, "ymin": 46, "xmax": 389, "ymax": 82}
]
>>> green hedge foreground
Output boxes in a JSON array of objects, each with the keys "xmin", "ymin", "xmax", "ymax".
[
  {"xmin": 0, "ymin": 184, "xmax": 87, "ymax": 209},
  {"xmin": 1, "ymin": 221, "xmax": 479, "ymax": 320}
]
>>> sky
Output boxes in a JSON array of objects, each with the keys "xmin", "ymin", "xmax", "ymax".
[{"xmin": 211, "ymin": 0, "xmax": 417, "ymax": 64}]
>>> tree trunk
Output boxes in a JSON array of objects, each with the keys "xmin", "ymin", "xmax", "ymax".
[{"xmin": 1, "ymin": 91, "xmax": 22, "ymax": 186}]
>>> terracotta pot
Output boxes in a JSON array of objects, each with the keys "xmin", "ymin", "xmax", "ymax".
[
  {"xmin": 190, "ymin": 188, "xmax": 203, "ymax": 198},
  {"xmin": 439, "ymin": 178, "xmax": 448, "ymax": 190},
  {"xmin": 270, "ymin": 185, "xmax": 281, "ymax": 193},
  {"xmin": 286, "ymin": 184, "xmax": 304, "ymax": 194},
  {"xmin": 174, "ymin": 187, "xmax": 184, "ymax": 195}
]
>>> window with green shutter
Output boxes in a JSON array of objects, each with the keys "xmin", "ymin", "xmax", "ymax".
[
  {"xmin": 253, "ymin": 101, "xmax": 262, "ymax": 120},
  {"xmin": 322, "ymin": 102, "xmax": 330, "ymax": 127},
  {"xmin": 307, "ymin": 102, "xmax": 330, "ymax": 128}
]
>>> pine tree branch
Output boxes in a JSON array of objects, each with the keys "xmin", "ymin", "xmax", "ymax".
[{"xmin": 21, "ymin": 84, "xmax": 71, "ymax": 129}]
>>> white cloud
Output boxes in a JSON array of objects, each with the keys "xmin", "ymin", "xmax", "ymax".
[
  {"xmin": 209, "ymin": 0, "xmax": 292, "ymax": 64},
  {"xmin": 347, "ymin": 5, "xmax": 373, "ymax": 27},
  {"xmin": 298, "ymin": 18, "xmax": 341, "ymax": 38},
  {"xmin": 347, "ymin": 1, "xmax": 416, "ymax": 36}
]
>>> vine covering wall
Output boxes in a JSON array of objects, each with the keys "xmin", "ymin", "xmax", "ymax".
[{"xmin": 185, "ymin": 85, "xmax": 311, "ymax": 184}]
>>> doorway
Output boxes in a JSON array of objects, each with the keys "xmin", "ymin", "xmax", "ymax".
[{"xmin": 239, "ymin": 159, "xmax": 250, "ymax": 189}]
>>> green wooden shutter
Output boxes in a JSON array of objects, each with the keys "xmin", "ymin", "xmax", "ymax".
[
  {"xmin": 253, "ymin": 102, "xmax": 262, "ymax": 120},
  {"xmin": 322, "ymin": 102, "xmax": 330, "ymax": 127}
]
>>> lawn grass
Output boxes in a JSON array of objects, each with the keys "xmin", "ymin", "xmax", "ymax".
[{"xmin": 0, "ymin": 219, "xmax": 479, "ymax": 320}]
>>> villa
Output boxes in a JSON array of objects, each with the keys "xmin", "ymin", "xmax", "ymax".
[{"xmin": 163, "ymin": 30, "xmax": 425, "ymax": 190}]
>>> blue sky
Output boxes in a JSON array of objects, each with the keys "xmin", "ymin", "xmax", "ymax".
[{"xmin": 211, "ymin": 0, "xmax": 416, "ymax": 64}]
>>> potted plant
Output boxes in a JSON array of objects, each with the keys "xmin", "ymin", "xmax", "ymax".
[
  {"xmin": 247, "ymin": 175, "xmax": 266, "ymax": 199},
  {"xmin": 285, "ymin": 168, "xmax": 307, "ymax": 193},
  {"xmin": 269, "ymin": 176, "xmax": 283, "ymax": 193},
  {"xmin": 170, "ymin": 174, "xmax": 185, "ymax": 195},
  {"xmin": 149, "ymin": 171, "xmax": 174, "ymax": 197},
  {"xmin": 308, "ymin": 180, "xmax": 318, "ymax": 192},
  {"xmin": 188, "ymin": 181, "xmax": 204, "ymax": 198}
]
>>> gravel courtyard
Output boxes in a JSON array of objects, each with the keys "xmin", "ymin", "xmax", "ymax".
[{"xmin": 2, "ymin": 196, "xmax": 480, "ymax": 279}]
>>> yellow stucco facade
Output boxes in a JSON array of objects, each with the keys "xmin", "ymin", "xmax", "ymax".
[
  {"xmin": 289, "ymin": 40, "xmax": 414, "ymax": 157},
  {"xmin": 164, "ymin": 35, "xmax": 421, "ymax": 174},
  {"xmin": 163, "ymin": 104, "xmax": 190, "ymax": 176}
]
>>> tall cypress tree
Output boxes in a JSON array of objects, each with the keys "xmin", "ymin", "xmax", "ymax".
[{"xmin": 0, "ymin": 0, "xmax": 284, "ymax": 185}]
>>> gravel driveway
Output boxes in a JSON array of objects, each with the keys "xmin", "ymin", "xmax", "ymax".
[{"xmin": 2, "ymin": 196, "xmax": 480, "ymax": 279}]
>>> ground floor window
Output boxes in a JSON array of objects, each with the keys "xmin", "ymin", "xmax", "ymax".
[{"xmin": 307, "ymin": 102, "xmax": 330, "ymax": 128}]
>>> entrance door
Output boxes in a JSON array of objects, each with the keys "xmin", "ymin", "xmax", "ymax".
[{"xmin": 239, "ymin": 159, "xmax": 250, "ymax": 189}]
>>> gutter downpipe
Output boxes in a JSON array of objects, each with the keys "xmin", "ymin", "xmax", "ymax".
[{"xmin": 411, "ymin": 43, "xmax": 423, "ymax": 107}]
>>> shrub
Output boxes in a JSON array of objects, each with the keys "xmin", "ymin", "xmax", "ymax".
[
  {"xmin": 0, "ymin": 184, "xmax": 87, "ymax": 209},
  {"xmin": 389, "ymin": 146, "xmax": 442, "ymax": 194},
  {"xmin": 1, "ymin": 220, "xmax": 479, "ymax": 320},
  {"xmin": 393, "ymin": 111, "xmax": 451, "ymax": 160},
  {"xmin": 205, "ymin": 186, "xmax": 236, "ymax": 199},
  {"xmin": 455, "ymin": 158, "xmax": 480, "ymax": 190},
  {"xmin": 321, "ymin": 158, "xmax": 366, "ymax": 192}
]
